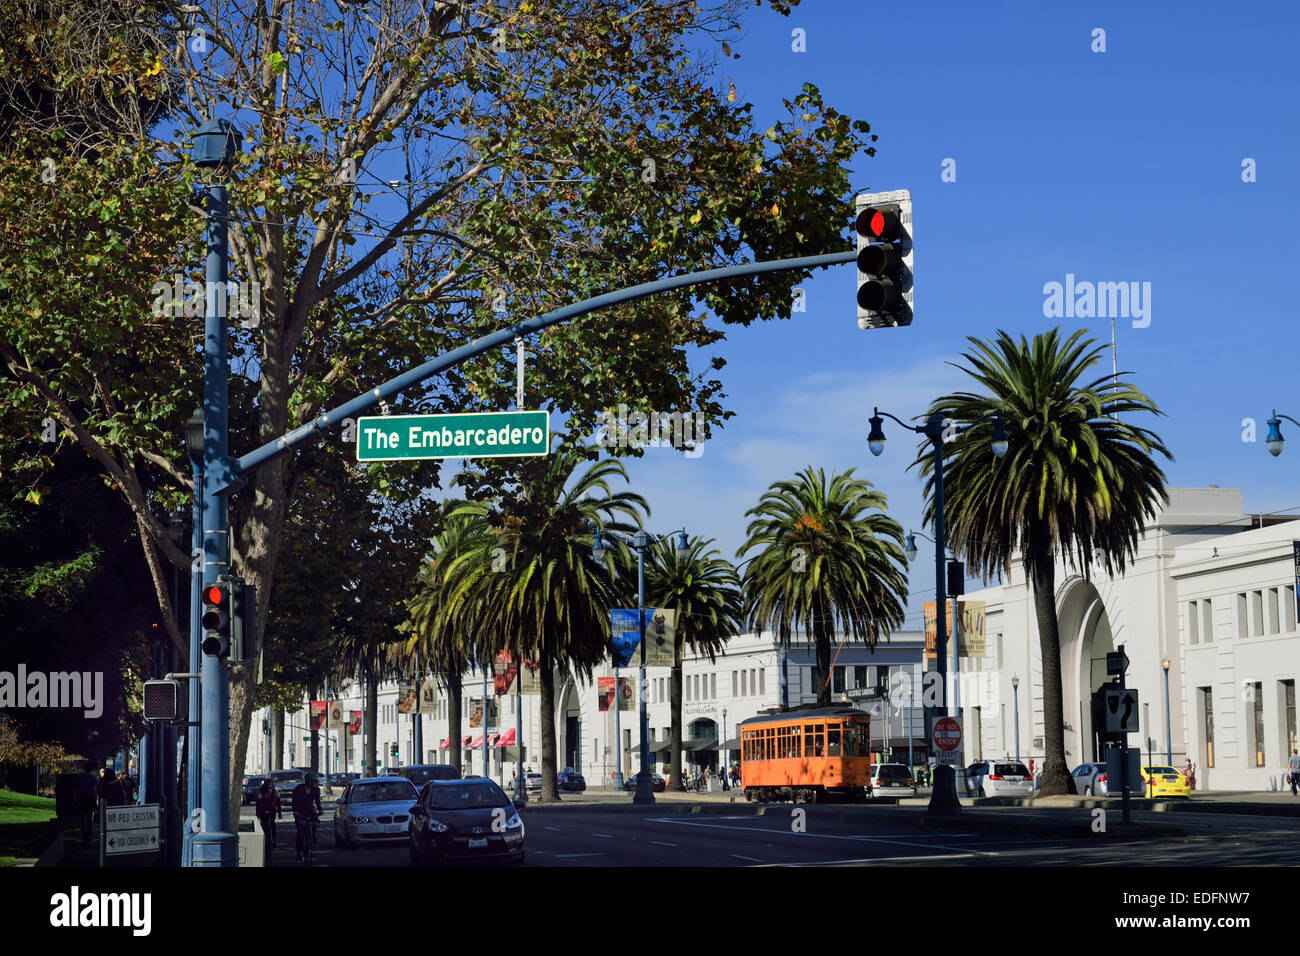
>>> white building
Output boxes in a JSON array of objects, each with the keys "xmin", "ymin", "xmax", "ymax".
[
  {"xmin": 247, "ymin": 631, "xmax": 928, "ymax": 785},
  {"xmin": 958, "ymin": 486, "xmax": 1300, "ymax": 791}
]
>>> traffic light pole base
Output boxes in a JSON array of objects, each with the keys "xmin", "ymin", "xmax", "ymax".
[{"xmin": 926, "ymin": 765, "xmax": 963, "ymax": 815}]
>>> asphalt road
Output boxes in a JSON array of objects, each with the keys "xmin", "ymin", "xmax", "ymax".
[{"xmin": 243, "ymin": 800, "xmax": 1300, "ymax": 867}]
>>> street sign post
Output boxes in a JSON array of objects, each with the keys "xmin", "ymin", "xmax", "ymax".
[
  {"xmin": 355, "ymin": 410, "xmax": 549, "ymax": 462},
  {"xmin": 932, "ymin": 715, "xmax": 962, "ymax": 766}
]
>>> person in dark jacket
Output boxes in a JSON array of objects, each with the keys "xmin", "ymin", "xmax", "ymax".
[{"xmin": 256, "ymin": 780, "xmax": 282, "ymax": 849}]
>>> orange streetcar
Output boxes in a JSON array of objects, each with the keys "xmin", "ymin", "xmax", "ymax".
[{"xmin": 738, "ymin": 705, "xmax": 873, "ymax": 803}]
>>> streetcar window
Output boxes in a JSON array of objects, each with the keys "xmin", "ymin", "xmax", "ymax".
[
  {"xmin": 791, "ymin": 729, "xmax": 802, "ymax": 758},
  {"xmin": 857, "ymin": 723, "xmax": 871, "ymax": 756},
  {"xmin": 811, "ymin": 724, "xmax": 825, "ymax": 757},
  {"xmin": 842, "ymin": 725, "xmax": 857, "ymax": 757},
  {"xmin": 828, "ymin": 726, "xmax": 842, "ymax": 757}
]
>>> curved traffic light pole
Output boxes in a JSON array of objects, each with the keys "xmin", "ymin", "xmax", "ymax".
[
  {"xmin": 225, "ymin": 250, "xmax": 856, "ymax": 487},
  {"xmin": 195, "ymin": 249, "xmax": 854, "ymax": 867}
]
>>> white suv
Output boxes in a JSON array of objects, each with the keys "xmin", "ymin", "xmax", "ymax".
[
  {"xmin": 870, "ymin": 763, "xmax": 916, "ymax": 796},
  {"xmin": 963, "ymin": 760, "xmax": 1034, "ymax": 797}
]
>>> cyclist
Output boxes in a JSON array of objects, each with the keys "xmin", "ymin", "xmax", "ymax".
[{"xmin": 291, "ymin": 772, "xmax": 323, "ymax": 864}]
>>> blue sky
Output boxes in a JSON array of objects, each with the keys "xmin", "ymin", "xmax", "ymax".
[{"xmin": 595, "ymin": 0, "xmax": 1300, "ymax": 632}]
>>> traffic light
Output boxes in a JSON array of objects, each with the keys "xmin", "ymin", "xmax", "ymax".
[
  {"xmin": 200, "ymin": 579, "xmax": 231, "ymax": 656},
  {"xmin": 229, "ymin": 576, "xmax": 257, "ymax": 664},
  {"xmin": 390, "ymin": 743, "xmax": 399, "ymax": 758},
  {"xmin": 855, "ymin": 189, "xmax": 912, "ymax": 329},
  {"xmin": 143, "ymin": 679, "xmax": 180, "ymax": 721}
]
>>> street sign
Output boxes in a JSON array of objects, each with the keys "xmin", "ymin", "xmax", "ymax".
[
  {"xmin": 1106, "ymin": 648, "xmax": 1130, "ymax": 676},
  {"xmin": 355, "ymin": 410, "xmax": 550, "ymax": 462},
  {"xmin": 1105, "ymin": 688, "xmax": 1140, "ymax": 733},
  {"xmin": 932, "ymin": 716, "xmax": 962, "ymax": 766},
  {"xmin": 102, "ymin": 804, "xmax": 160, "ymax": 857}
]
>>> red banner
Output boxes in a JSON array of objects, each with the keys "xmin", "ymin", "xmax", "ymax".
[
  {"xmin": 495, "ymin": 651, "xmax": 517, "ymax": 696},
  {"xmin": 348, "ymin": 711, "xmax": 363, "ymax": 735},
  {"xmin": 598, "ymin": 676, "xmax": 615, "ymax": 712},
  {"xmin": 309, "ymin": 700, "xmax": 326, "ymax": 732}
]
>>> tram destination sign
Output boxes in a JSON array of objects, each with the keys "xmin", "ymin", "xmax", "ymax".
[{"xmin": 356, "ymin": 411, "xmax": 549, "ymax": 461}]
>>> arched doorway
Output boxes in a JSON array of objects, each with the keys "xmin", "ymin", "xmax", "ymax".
[
  {"xmin": 1057, "ymin": 578, "xmax": 1121, "ymax": 763},
  {"xmin": 557, "ymin": 676, "xmax": 582, "ymax": 773},
  {"xmin": 688, "ymin": 718, "xmax": 718, "ymax": 774}
]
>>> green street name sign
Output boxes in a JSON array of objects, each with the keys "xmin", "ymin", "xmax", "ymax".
[{"xmin": 356, "ymin": 410, "xmax": 550, "ymax": 461}]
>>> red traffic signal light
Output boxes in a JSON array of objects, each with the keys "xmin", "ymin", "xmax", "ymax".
[
  {"xmin": 854, "ymin": 190, "xmax": 912, "ymax": 328},
  {"xmin": 201, "ymin": 581, "xmax": 231, "ymax": 656}
]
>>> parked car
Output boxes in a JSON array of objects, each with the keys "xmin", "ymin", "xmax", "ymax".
[
  {"xmin": 330, "ymin": 772, "xmax": 361, "ymax": 789},
  {"xmin": 271, "ymin": 769, "xmax": 305, "ymax": 801},
  {"xmin": 870, "ymin": 763, "xmax": 916, "ymax": 796},
  {"xmin": 962, "ymin": 760, "xmax": 1034, "ymax": 798},
  {"xmin": 400, "ymin": 765, "xmax": 462, "ymax": 788},
  {"xmin": 1140, "ymin": 765, "xmax": 1191, "ymax": 798},
  {"xmin": 557, "ymin": 770, "xmax": 587, "ymax": 792},
  {"xmin": 242, "ymin": 775, "xmax": 267, "ymax": 805},
  {"xmin": 1070, "ymin": 762, "xmax": 1112, "ymax": 796},
  {"xmin": 621, "ymin": 772, "xmax": 665, "ymax": 792},
  {"xmin": 408, "ymin": 779, "xmax": 525, "ymax": 865},
  {"xmin": 524, "ymin": 772, "xmax": 543, "ymax": 793},
  {"xmin": 334, "ymin": 777, "xmax": 421, "ymax": 847}
]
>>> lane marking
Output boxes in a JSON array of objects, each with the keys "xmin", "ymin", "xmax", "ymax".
[
  {"xmin": 731, "ymin": 853, "xmax": 764, "ymax": 862},
  {"xmin": 649, "ymin": 841, "xmax": 678, "ymax": 847},
  {"xmin": 644, "ymin": 817, "xmax": 999, "ymax": 856},
  {"xmin": 553, "ymin": 852, "xmax": 605, "ymax": 858},
  {"xmin": 545, "ymin": 826, "xmax": 561, "ymax": 831},
  {"xmin": 591, "ymin": 833, "xmax": 614, "ymax": 839},
  {"xmin": 762, "ymin": 852, "xmax": 977, "ymax": 866}
]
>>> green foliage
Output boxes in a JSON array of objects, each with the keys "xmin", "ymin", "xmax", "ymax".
[{"xmin": 738, "ymin": 467, "xmax": 908, "ymax": 704}]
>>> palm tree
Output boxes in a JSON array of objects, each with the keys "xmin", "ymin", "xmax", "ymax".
[
  {"xmin": 914, "ymin": 328, "xmax": 1172, "ymax": 796},
  {"xmin": 401, "ymin": 508, "xmax": 495, "ymax": 777},
  {"xmin": 644, "ymin": 536, "xmax": 743, "ymax": 791},
  {"xmin": 447, "ymin": 444, "xmax": 646, "ymax": 802},
  {"xmin": 331, "ymin": 626, "xmax": 405, "ymax": 776},
  {"xmin": 738, "ymin": 466, "xmax": 908, "ymax": 706}
]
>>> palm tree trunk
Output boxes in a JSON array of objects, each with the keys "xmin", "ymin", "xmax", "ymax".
[
  {"xmin": 309, "ymin": 685, "xmax": 321, "ymax": 773},
  {"xmin": 670, "ymin": 659, "xmax": 684, "ymax": 790},
  {"xmin": 365, "ymin": 664, "xmax": 378, "ymax": 774},
  {"xmin": 1029, "ymin": 526, "xmax": 1071, "ymax": 795},
  {"xmin": 448, "ymin": 671, "xmax": 463, "ymax": 773},
  {"xmin": 271, "ymin": 709, "xmax": 284, "ymax": 771},
  {"xmin": 538, "ymin": 655, "xmax": 559, "ymax": 802},
  {"xmin": 814, "ymin": 601, "xmax": 831, "ymax": 705}
]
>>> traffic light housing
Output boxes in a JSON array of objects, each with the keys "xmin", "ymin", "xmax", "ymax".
[
  {"xmin": 143, "ymin": 679, "xmax": 181, "ymax": 721},
  {"xmin": 855, "ymin": 189, "xmax": 912, "ymax": 329},
  {"xmin": 390, "ymin": 743, "xmax": 399, "ymax": 758},
  {"xmin": 200, "ymin": 579, "xmax": 231, "ymax": 656},
  {"xmin": 229, "ymin": 576, "xmax": 257, "ymax": 664}
]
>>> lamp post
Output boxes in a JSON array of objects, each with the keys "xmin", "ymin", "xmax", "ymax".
[
  {"xmin": 183, "ymin": 408, "xmax": 204, "ymax": 866},
  {"xmin": 1161, "ymin": 657, "xmax": 1172, "ymax": 764},
  {"xmin": 721, "ymin": 708, "xmax": 729, "ymax": 790},
  {"xmin": 594, "ymin": 527, "xmax": 689, "ymax": 805},
  {"xmin": 1011, "ymin": 676, "xmax": 1020, "ymax": 762},
  {"xmin": 869, "ymin": 406, "xmax": 1007, "ymax": 814}
]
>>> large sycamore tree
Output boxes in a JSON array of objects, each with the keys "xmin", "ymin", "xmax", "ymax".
[
  {"xmin": 914, "ymin": 329, "xmax": 1171, "ymax": 796},
  {"xmin": 1, "ymin": 0, "xmax": 877, "ymax": 812}
]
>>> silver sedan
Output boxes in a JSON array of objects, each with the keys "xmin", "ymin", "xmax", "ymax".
[{"xmin": 334, "ymin": 777, "xmax": 420, "ymax": 847}]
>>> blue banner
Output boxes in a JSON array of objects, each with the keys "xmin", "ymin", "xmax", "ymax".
[{"xmin": 610, "ymin": 608, "xmax": 642, "ymax": 667}]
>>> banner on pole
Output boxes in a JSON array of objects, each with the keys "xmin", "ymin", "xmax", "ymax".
[
  {"xmin": 417, "ymin": 678, "xmax": 438, "ymax": 713},
  {"xmin": 309, "ymin": 700, "xmax": 326, "ymax": 732},
  {"xmin": 598, "ymin": 676, "xmax": 615, "ymax": 712},
  {"xmin": 327, "ymin": 700, "xmax": 344, "ymax": 730},
  {"xmin": 924, "ymin": 600, "xmax": 988, "ymax": 659},
  {"xmin": 348, "ymin": 711, "xmax": 363, "ymax": 735}
]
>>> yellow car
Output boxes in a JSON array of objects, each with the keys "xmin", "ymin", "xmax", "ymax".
[{"xmin": 1140, "ymin": 765, "xmax": 1191, "ymax": 798}]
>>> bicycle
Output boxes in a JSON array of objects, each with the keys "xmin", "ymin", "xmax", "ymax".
[{"xmin": 295, "ymin": 815, "xmax": 319, "ymax": 866}]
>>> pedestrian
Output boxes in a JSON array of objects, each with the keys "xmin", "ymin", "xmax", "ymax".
[
  {"xmin": 1288, "ymin": 750, "xmax": 1300, "ymax": 796},
  {"xmin": 118, "ymin": 771, "xmax": 135, "ymax": 804},
  {"xmin": 256, "ymin": 780, "xmax": 281, "ymax": 849}
]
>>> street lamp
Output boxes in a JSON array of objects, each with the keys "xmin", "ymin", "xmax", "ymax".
[
  {"xmin": 867, "ymin": 405, "xmax": 1007, "ymax": 814},
  {"xmin": 593, "ymin": 526, "xmax": 689, "ymax": 805},
  {"xmin": 1011, "ymin": 676, "xmax": 1020, "ymax": 762},
  {"xmin": 1161, "ymin": 657, "xmax": 1172, "ymax": 764},
  {"xmin": 1266, "ymin": 410, "xmax": 1300, "ymax": 457},
  {"xmin": 721, "ymin": 707, "xmax": 729, "ymax": 790}
]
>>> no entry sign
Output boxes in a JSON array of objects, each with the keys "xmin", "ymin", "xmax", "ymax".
[{"xmin": 932, "ymin": 716, "xmax": 962, "ymax": 766}]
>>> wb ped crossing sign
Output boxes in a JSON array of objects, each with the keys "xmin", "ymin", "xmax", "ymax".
[{"xmin": 1105, "ymin": 688, "xmax": 1139, "ymax": 733}]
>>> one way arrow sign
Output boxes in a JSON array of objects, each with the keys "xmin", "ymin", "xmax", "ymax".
[{"xmin": 1105, "ymin": 688, "xmax": 1139, "ymax": 733}]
